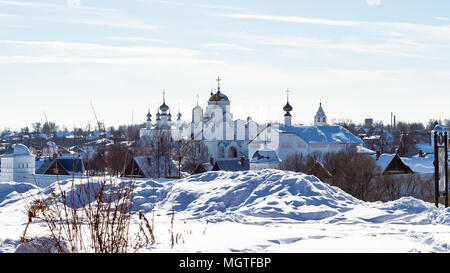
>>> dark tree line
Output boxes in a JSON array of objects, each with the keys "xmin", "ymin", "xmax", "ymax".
[{"xmin": 282, "ymin": 147, "xmax": 435, "ymax": 203}]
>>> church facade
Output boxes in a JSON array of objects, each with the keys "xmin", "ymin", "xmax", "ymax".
[
  {"xmin": 139, "ymin": 77, "xmax": 260, "ymax": 161},
  {"xmin": 248, "ymin": 96, "xmax": 363, "ymax": 162}
]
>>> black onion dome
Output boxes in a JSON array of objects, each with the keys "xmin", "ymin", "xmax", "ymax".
[
  {"xmin": 283, "ymin": 101, "xmax": 293, "ymax": 112},
  {"xmin": 160, "ymin": 102, "xmax": 169, "ymax": 111}
]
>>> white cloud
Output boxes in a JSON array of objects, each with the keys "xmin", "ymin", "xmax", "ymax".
[
  {"xmin": 0, "ymin": 13, "xmax": 15, "ymax": 18},
  {"xmin": 218, "ymin": 13, "xmax": 450, "ymax": 42},
  {"xmin": 138, "ymin": 0, "xmax": 247, "ymax": 12},
  {"xmin": 103, "ymin": 36, "xmax": 169, "ymax": 43},
  {"xmin": 67, "ymin": 0, "xmax": 81, "ymax": 8},
  {"xmin": 366, "ymin": 0, "xmax": 381, "ymax": 5},
  {"xmin": 0, "ymin": 40, "xmax": 224, "ymax": 65},
  {"xmin": 44, "ymin": 17, "xmax": 157, "ymax": 30},
  {"xmin": 0, "ymin": 0, "xmax": 114, "ymax": 12},
  {"xmin": 434, "ymin": 17, "xmax": 450, "ymax": 22},
  {"xmin": 220, "ymin": 32, "xmax": 435, "ymax": 59},
  {"xmin": 205, "ymin": 43, "xmax": 255, "ymax": 52},
  {"xmin": 219, "ymin": 13, "xmax": 360, "ymax": 27}
]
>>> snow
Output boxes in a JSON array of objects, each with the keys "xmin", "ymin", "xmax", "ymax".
[
  {"xmin": 278, "ymin": 125, "xmax": 363, "ymax": 144},
  {"xmin": 373, "ymin": 154, "xmax": 396, "ymax": 172},
  {"xmin": 401, "ymin": 157, "xmax": 435, "ymax": 174},
  {"xmin": 2, "ymin": 169, "xmax": 450, "ymax": 252}
]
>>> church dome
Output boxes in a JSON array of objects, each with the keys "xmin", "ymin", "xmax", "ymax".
[
  {"xmin": 160, "ymin": 102, "xmax": 169, "ymax": 112},
  {"xmin": 283, "ymin": 101, "xmax": 293, "ymax": 112},
  {"xmin": 2, "ymin": 144, "xmax": 32, "ymax": 157},
  {"xmin": 208, "ymin": 90, "xmax": 230, "ymax": 103},
  {"xmin": 315, "ymin": 103, "xmax": 326, "ymax": 117}
]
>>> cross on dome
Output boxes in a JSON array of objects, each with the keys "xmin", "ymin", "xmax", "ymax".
[
  {"xmin": 216, "ymin": 76, "xmax": 221, "ymax": 92},
  {"xmin": 283, "ymin": 89, "xmax": 293, "ymax": 113}
]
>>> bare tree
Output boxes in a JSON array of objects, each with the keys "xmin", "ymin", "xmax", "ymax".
[
  {"xmin": 281, "ymin": 152, "xmax": 307, "ymax": 173},
  {"xmin": 181, "ymin": 140, "xmax": 209, "ymax": 173},
  {"xmin": 172, "ymin": 139, "xmax": 189, "ymax": 178},
  {"xmin": 106, "ymin": 143, "xmax": 129, "ymax": 177},
  {"xmin": 322, "ymin": 147, "xmax": 380, "ymax": 201}
]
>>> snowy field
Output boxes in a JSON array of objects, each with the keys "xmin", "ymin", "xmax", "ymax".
[{"xmin": 1, "ymin": 169, "xmax": 450, "ymax": 253}]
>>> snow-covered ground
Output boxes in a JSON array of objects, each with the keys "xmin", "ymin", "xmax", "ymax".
[{"xmin": 1, "ymin": 169, "xmax": 450, "ymax": 253}]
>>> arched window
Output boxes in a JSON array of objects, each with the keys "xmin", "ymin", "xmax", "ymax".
[{"xmin": 228, "ymin": 146, "xmax": 238, "ymax": 158}]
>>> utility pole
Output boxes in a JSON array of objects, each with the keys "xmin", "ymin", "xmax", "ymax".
[{"xmin": 433, "ymin": 125, "xmax": 448, "ymax": 208}]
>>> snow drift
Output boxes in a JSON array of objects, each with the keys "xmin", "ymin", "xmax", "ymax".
[
  {"xmin": 1, "ymin": 169, "xmax": 447, "ymax": 225},
  {"xmin": 158, "ymin": 170, "xmax": 361, "ymax": 222},
  {"xmin": 154, "ymin": 170, "xmax": 444, "ymax": 225},
  {"xmin": 3, "ymin": 169, "xmax": 450, "ymax": 253}
]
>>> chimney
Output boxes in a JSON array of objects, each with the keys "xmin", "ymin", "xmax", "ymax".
[
  {"xmin": 376, "ymin": 151, "xmax": 381, "ymax": 160},
  {"xmin": 240, "ymin": 156, "xmax": 246, "ymax": 166},
  {"xmin": 391, "ymin": 112, "xmax": 393, "ymax": 128},
  {"xmin": 418, "ymin": 149, "xmax": 423, "ymax": 158}
]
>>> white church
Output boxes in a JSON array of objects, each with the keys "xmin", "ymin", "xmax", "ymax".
[
  {"xmin": 248, "ymin": 95, "xmax": 363, "ymax": 163},
  {"xmin": 140, "ymin": 77, "xmax": 363, "ymax": 166},
  {"xmin": 140, "ymin": 77, "xmax": 260, "ymax": 161}
]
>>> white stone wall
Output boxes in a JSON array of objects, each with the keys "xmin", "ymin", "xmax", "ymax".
[
  {"xmin": 234, "ymin": 120, "xmax": 246, "ymax": 141},
  {"xmin": 246, "ymin": 120, "xmax": 258, "ymax": 141},
  {"xmin": 0, "ymin": 155, "xmax": 35, "ymax": 182}
]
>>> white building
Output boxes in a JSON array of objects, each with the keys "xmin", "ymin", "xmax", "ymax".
[
  {"xmin": 248, "ymin": 96, "xmax": 363, "ymax": 162},
  {"xmin": 140, "ymin": 77, "xmax": 260, "ymax": 161},
  {"xmin": 140, "ymin": 80, "xmax": 363, "ymax": 166},
  {"xmin": 140, "ymin": 91, "xmax": 186, "ymax": 143},
  {"xmin": 0, "ymin": 144, "xmax": 35, "ymax": 182}
]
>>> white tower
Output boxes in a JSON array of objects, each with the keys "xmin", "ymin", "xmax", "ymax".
[
  {"xmin": 191, "ymin": 95, "xmax": 204, "ymax": 140},
  {"xmin": 146, "ymin": 109, "xmax": 152, "ymax": 130},
  {"xmin": 159, "ymin": 91, "xmax": 171, "ymax": 129},
  {"xmin": 283, "ymin": 89, "xmax": 293, "ymax": 126},
  {"xmin": 0, "ymin": 144, "xmax": 35, "ymax": 182}
]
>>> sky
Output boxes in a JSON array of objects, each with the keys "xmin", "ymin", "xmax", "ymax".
[{"xmin": 0, "ymin": 0, "xmax": 449, "ymax": 131}]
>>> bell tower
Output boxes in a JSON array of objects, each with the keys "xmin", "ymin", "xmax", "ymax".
[{"xmin": 283, "ymin": 89, "xmax": 293, "ymax": 126}]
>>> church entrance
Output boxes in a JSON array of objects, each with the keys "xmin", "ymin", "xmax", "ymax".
[{"xmin": 228, "ymin": 146, "xmax": 238, "ymax": 158}]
